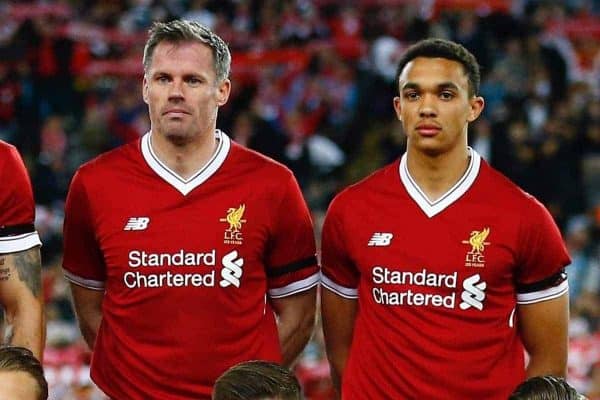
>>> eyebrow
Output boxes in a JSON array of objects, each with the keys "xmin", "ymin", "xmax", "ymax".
[{"xmin": 401, "ymin": 82, "xmax": 460, "ymax": 91}]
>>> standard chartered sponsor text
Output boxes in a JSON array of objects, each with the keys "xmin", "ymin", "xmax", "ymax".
[
  {"xmin": 128, "ymin": 249, "xmax": 215, "ymax": 267},
  {"xmin": 125, "ymin": 249, "xmax": 216, "ymax": 288},
  {"xmin": 372, "ymin": 266, "xmax": 457, "ymax": 308}
]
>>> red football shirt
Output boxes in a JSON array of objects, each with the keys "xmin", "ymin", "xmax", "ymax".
[
  {"xmin": 62, "ymin": 131, "xmax": 318, "ymax": 399},
  {"xmin": 321, "ymin": 149, "xmax": 570, "ymax": 399},
  {"xmin": 0, "ymin": 140, "xmax": 41, "ymax": 253}
]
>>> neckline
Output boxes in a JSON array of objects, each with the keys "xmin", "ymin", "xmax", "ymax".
[
  {"xmin": 398, "ymin": 148, "xmax": 481, "ymax": 218},
  {"xmin": 140, "ymin": 130, "xmax": 231, "ymax": 195}
]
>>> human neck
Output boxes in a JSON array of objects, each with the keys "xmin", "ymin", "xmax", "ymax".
[
  {"xmin": 150, "ymin": 130, "xmax": 217, "ymax": 180},
  {"xmin": 405, "ymin": 145, "xmax": 471, "ymax": 203}
]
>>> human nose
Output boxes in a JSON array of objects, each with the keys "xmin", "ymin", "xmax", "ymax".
[
  {"xmin": 418, "ymin": 94, "xmax": 438, "ymax": 118},
  {"xmin": 168, "ymin": 79, "xmax": 184, "ymax": 101}
]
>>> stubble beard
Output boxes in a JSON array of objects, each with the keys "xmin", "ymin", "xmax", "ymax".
[{"xmin": 160, "ymin": 118, "xmax": 197, "ymax": 147}]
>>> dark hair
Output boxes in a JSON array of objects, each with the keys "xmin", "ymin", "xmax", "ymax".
[
  {"xmin": 0, "ymin": 346, "xmax": 48, "ymax": 400},
  {"xmin": 509, "ymin": 376, "xmax": 586, "ymax": 400},
  {"xmin": 212, "ymin": 360, "xmax": 302, "ymax": 400},
  {"xmin": 143, "ymin": 19, "xmax": 231, "ymax": 82},
  {"xmin": 395, "ymin": 38, "xmax": 481, "ymax": 96}
]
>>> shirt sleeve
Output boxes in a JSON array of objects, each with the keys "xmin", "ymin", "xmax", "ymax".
[
  {"xmin": 0, "ymin": 144, "xmax": 41, "ymax": 253},
  {"xmin": 265, "ymin": 172, "xmax": 318, "ymax": 299},
  {"xmin": 320, "ymin": 194, "xmax": 360, "ymax": 299},
  {"xmin": 62, "ymin": 169, "xmax": 106, "ymax": 290},
  {"xmin": 515, "ymin": 196, "xmax": 571, "ymax": 304}
]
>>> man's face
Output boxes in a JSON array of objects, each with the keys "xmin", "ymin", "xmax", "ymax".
[
  {"xmin": 143, "ymin": 40, "xmax": 231, "ymax": 145},
  {"xmin": 0, "ymin": 371, "xmax": 40, "ymax": 400},
  {"xmin": 393, "ymin": 57, "xmax": 484, "ymax": 156}
]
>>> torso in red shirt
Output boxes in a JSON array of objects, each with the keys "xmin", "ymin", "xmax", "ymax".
[
  {"xmin": 62, "ymin": 131, "xmax": 318, "ymax": 399},
  {"xmin": 321, "ymin": 149, "xmax": 570, "ymax": 399}
]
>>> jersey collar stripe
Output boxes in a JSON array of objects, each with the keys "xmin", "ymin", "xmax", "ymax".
[
  {"xmin": 516, "ymin": 279, "xmax": 568, "ymax": 304},
  {"xmin": 63, "ymin": 270, "xmax": 105, "ymax": 291},
  {"xmin": 148, "ymin": 131, "xmax": 224, "ymax": 184},
  {"xmin": 268, "ymin": 272, "xmax": 320, "ymax": 298},
  {"xmin": 321, "ymin": 272, "xmax": 358, "ymax": 299},
  {"xmin": 141, "ymin": 130, "xmax": 231, "ymax": 195},
  {"xmin": 0, "ymin": 232, "xmax": 41, "ymax": 254},
  {"xmin": 399, "ymin": 147, "xmax": 481, "ymax": 218}
]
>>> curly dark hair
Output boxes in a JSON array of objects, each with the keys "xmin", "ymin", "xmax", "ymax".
[{"xmin": 395, "ymin": 38, "xmax": 481, "ymax": 97}]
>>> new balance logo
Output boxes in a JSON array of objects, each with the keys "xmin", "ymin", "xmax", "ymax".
[
  {"xmin": 368, "ymin": 233, "xmax": 393, "ymax": 246},
  {"xmin": 460, "ymin": 274, "xmax": 487, "ymax": 310},
  {"xmin": 220, "ymin": 250, "xmax": 244, "ymax": 288},
  {"xmin": 124, "ymin": 217, "xmax": 150, "ymax": 231}
]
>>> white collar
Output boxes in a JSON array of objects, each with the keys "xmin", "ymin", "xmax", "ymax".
[
  {"xmin": 399, "ymin": 147, "xmax": 481, "ymax": 218},
  {"xmin": 141, "ymin": 130, "xmax": 231, "ymax": 195}
]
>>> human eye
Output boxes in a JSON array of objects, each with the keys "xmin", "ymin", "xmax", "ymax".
[
  {"xmin": 404, "ymin": 91, "xmax": 419, "ymax": 101},
  {"xmin": 186, "ymin": 76, "xmax": 203, "ymax": 86},
  {"xmin": 440, "ymin": 90, "xmax": 455, "ymax": 100},
  {"xmin": 156, "ymin": 74, "xmax": 170, "ymax": 84}
]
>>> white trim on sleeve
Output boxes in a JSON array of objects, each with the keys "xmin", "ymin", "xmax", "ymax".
[
  {"xmin": 268, "ymin": 272, "xmax": 320, "ymax": 298},
  {"xmin": 63, "ymin": 270, "xmax": 105, "ymax": 291},
  {"xmin": 0, "ymin": 232, "xmax": 41, "ymax": 254},
  {"xmin": 321, "ymin": 273, "xmax": 358, "ymax": 299},
  {"xmin": 516, "ymin": 279, "xmax": 568, "ymax": 305}
]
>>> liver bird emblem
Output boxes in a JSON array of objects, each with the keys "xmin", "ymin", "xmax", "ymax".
[
  {"xmin": 224, "ymin": 204, "xmax": 246, "ymax": 232},
  {"xmin": 468, "ymin": 228, "xmax": 490, "ymax": 254}
]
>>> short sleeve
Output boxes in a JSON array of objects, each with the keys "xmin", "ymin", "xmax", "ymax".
[
  {"xmin": 265, "ymin": 172, "xmax": 318, "ymax": 298},
  {"xmin": 515, "ymin": 197, "xmax": 571, "ymax": 304},
  {"xmin": 0, "ymin": 144, "xmax": 41, "ymax": 253},
  {"xmin": 62, "ymin": 170, "xmax": 106, "ymax": 290},
  {"xmin": 320, "ymin": 194, "xmax": 360, "ymax": 299}
]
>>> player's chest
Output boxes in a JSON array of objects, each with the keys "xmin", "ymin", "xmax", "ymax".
[
  {"xmin": 91, "ymin": 188, "xmax": 271, "ymax": 266},
  {"xmin": 347, "ymin": 206, "xmax": 519, "ymax": 285}
]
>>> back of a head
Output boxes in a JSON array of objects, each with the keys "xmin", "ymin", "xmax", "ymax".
[
  {"xmin": 509, "ymin": 376, "xmax": 587, "ymax": 400},
  {"xmin": 212, "ymin": 360, "xmax": 302, "ymax": 400},
  {"xmin": 0, "ymin": 346, "xmax": 48, "ymax": 400}
]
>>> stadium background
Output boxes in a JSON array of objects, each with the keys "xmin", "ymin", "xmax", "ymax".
[{"xmin": 0, "ymin": 0, "xmax": 598, "ymax": 398}]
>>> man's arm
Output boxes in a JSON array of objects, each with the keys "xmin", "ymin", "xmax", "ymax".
[
  {"xmin": 518, "ymin": 292, "xmax": 569, "ymax": 377},
  {"xmin": 321, "ymin": 288, "xmax": 357, "ymax": 395},
  {"xmin": 270, "ymin": 287, "xmax": 317, "ymax": 367},
  {"xmin": 0, "ymin": 246, "xmax": 44, "ymax": 359},
  {"xmin": 68, "ymin": 283, "xmax": 104, "ymax": 350}
]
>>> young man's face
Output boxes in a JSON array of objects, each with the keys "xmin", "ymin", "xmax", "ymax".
[
  {"xmin": 393, "ymin": 57, "xmax": 484, "ymax": 156},
  {"xmin": 0, "ymin": 371, "xmax": 40, "ymax": 400},
  {"xmin": 143, "ymin": 40, "xmax": 231, "ymax": 145}
]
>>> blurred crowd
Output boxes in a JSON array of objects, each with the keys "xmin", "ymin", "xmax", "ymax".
[{"xmin": 0, "ymin": 0, "xmax": 599, "ymax": 398}]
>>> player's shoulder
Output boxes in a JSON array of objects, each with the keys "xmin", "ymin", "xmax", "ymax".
[
  {"xmin": 0, "ymin": 140, "xmax": 21, "ymax": 166},
  {"xmin": 0, "ymin": 139, "xmax": 15, "ymax": 154},
  {"xmin": 229, "ymin": 140, "xmax": 295, "ymax": 182},
  {"xmin": 329, "ymin": 160, "xmax": 399, "ymax": 212},
  {"xmin": 480, "ymin": 160, "xmax": 542, "ymax": 210},
  {"xmin": 75, "ymin": 139, "xmax": 141, "ymax": 179}
]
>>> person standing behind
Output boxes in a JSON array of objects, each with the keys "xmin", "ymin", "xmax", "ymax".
[
  {"xmin": 62, "ymin": 20, "xmax": 318, "ymax": 399},
  {"xmin": 509, "ymin": 376, "xmax": 587, "ymax": 400},
  {"xmin": 212, "ymin": 360, "xmax": 302, "ymax": 400},
  {"xmin": 0, "ymin": 141, "xmax": 44, "ymax": 360},
  {"xmin": 321, "ymin": 38, "xmax": 570, "ymax": 399},
  {"xmin": 0, "ymin": 346, "xmax": 48, "ymax": 400}
]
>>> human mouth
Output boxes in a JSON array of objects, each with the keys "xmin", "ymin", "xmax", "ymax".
[
  {"xmin": 415, "ymin": 123, "xmax": 441, "ymax": 136},
  {"xmin": 163, "ymin": 109, "xmax": 190, "ymax": 117}
]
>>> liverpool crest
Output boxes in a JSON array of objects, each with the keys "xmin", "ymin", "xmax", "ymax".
[
  {"xmin": 461, "ymin": 227, "xmax": 490, "ymax": 268},
  {"xmin": 220, "ymin": 204, "xmax": 247, "ymax": 245}
]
